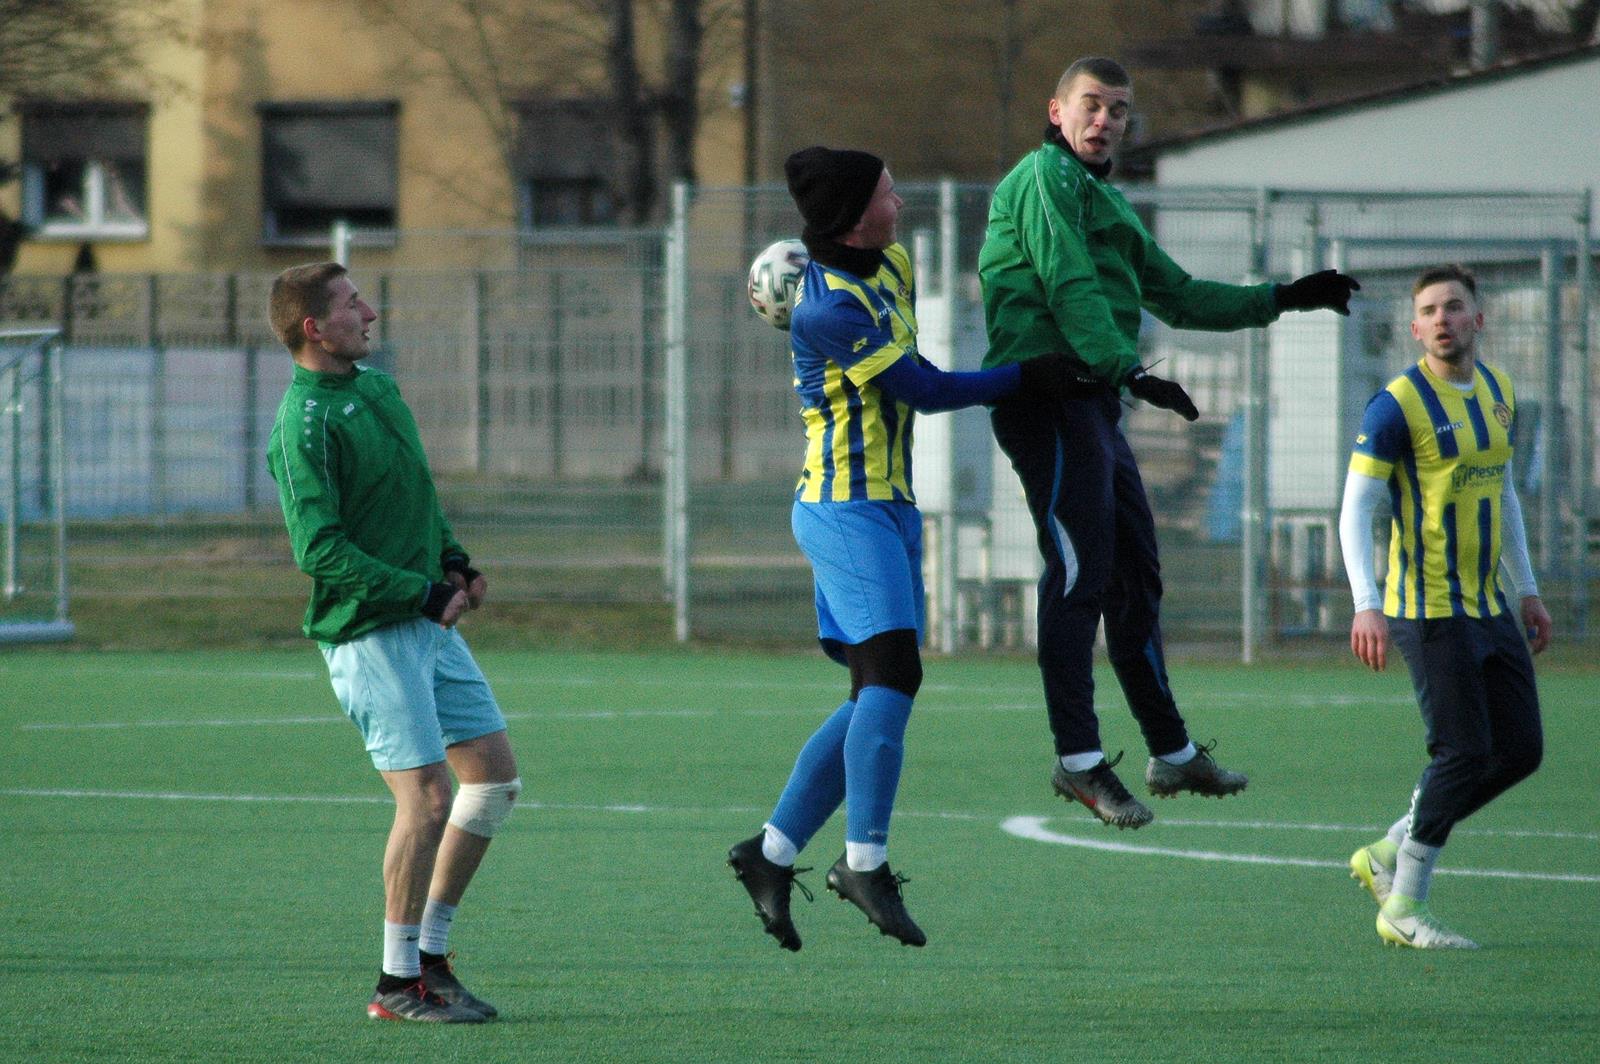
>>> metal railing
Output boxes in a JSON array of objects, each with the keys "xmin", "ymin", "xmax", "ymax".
[{"xmin": 0, "ymin": 183, "xmax": 1592, "ymax": 658}]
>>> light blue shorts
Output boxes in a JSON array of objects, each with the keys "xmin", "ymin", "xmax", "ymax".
[
  {"xmin": 791, "ymin": 499, "xmax": 924, "ymax": 665},
  {"xmin": 321, "ymin": 618, "xmax": 506, "ymax": 771}
]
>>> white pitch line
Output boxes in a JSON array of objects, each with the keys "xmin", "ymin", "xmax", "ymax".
[
  {"xmin": 2, "ymin": 662, "xmax": 1417, "ymax": 707},
  {"xmin": 3, "ymin": 663, "xmax": 1022, "ymax": 696},
  {"xmin": 1158, "ymin": 816, "xmax": 1600, "ymax": 843},
  {"xmin": 1002, "ymin": 816, "xmax": 1600, "ymax": 884},
  {"xmin": 2, "ymin": 786, "xmax": 1593, "ymax": 849},
  {"xmin": 0, "ymin": 788, "xmax": 768, "ymax": 818},
  {"xmin": 21, "ymin": 716, "xmax": 347, "ymax": 731},
  {"xmin": 18, "ymin": 702, "xmax": 1051, "ymax": 731}
]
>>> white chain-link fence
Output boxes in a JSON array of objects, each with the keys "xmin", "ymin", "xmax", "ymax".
[{"xmin": 0, "ymin": 183, "xmax": 1591, "ymax": 656}]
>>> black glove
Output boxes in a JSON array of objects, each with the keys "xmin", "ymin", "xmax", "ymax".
[
  {"xmin": 442, "ymin": 553, "xmax": 483, "ymax": 586},
  {"xmin": 1016, "ymin": 353, "xmax": 1106, "ymax": 403},
  {"xmin": 420, "ymin": 581, "xmax": 461, "ymax": 622},
  {"xmin": 1275, "ymin": 269, "xmax": 1360, "ymax": 315},
  {"xmin": 1125, "ymin": 367, "xmax": 1199, "ymax": 422}
]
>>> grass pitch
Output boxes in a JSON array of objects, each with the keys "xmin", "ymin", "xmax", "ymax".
[{"xmin": 2, "ymin": 646, "xmax": 1597, "ymax": 1063}]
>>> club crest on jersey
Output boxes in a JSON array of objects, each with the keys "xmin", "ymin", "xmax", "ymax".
[{"xmin": 1493, "ymin": 402, "xmax": 1512, "ymax": 429}]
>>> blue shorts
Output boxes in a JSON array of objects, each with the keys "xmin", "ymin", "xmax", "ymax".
[
  {"xmin": 321, "ymin": 618, "xmax": 507, "ymax": 771},
  {"xmin": 791, "ymin": 499, "xmax": 924, "ymax": 664}
]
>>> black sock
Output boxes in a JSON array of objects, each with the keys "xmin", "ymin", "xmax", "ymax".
[{"xmin": 376, "ymin": 971, "xmax": 415, "ymax": 994}]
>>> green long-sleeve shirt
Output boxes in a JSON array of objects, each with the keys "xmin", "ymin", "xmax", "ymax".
[
  {"xmin": 267, "ymin": 363, "xmax": 465, "ymax": 644},
  {"xmin": 979, "ymin": 141, "xmax": 1280, "ymax": 381}
]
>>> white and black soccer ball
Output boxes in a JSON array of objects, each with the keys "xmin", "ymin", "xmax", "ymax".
[{"xmin": 747, "ymin": 238, "xmax": 809, "ymax": 331}]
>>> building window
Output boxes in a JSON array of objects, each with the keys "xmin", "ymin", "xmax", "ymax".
[
  {"xmin": 259, "ymin": 101, "xmax": 398, "ymax": 244},
  {"xmin": 21, "ymin": 102, "xmax": 150, "ymax": 240},
  {"xmin": 515, "ymin": 99, "xmax": 619, "ymax": 227}
]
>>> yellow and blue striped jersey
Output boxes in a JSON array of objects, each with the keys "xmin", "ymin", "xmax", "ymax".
[
  {"xmin": 1348, "ymin": 359, "xmax": 1517, "ymax": 619},
  {"xmin": 789, "ymin": 242, "xmax": 918, "ymax": 503}
]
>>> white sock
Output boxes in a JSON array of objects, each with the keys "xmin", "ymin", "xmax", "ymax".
[
  {"xmin": 382, "ymin": 921, "xmax": 422, "ymax": 978},
  {"xmin": 1060, "ymin": 751, "xmax": 1105, "ymax": 773},
  {"xmin": 1385, "ymin": 815, "xmax": 1410, "ymax": 848},
  {"xmin": 845, "ymin": 841, "xmax": 887, "ymax": 872},
  {"xmin": 1157, "ymin": 742, "xmax": 1197, "ymax": 766},
  {"xmin": 419, "ymin": 898, "xmax": 457, "ymax": 956},
  {"xmin": 1393, "ymin": 835, "xmax": 1442, "ymax": 904},
  {"xmin": 761, "ymin": 823, "xmax": 797, "ymax": 867}
]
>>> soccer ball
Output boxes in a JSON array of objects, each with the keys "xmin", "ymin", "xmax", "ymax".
[{"xmin": 747, "ymin": 238, "xmax": 809, "ymax": 331}]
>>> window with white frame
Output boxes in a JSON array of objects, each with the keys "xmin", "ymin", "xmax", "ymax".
[
  {"xmin": 21, "ymin": 102, "xmax": 150, "ymax": 239},
  {"xmin": 259, "ymin": 101, "xmax": 398, "ymax": 244}
]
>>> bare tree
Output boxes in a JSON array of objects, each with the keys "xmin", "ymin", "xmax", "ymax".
[
  {"xmin": 0, "ymin": 0, "xmax": 183, "ymax": 273},
  {"xmin": 661, "ymin": 0, "xmax": 704, "ymax": 186},
  {"xmin": 354, "ymin": 0, "xmax": 736, "ymax": 226},
  {"xmin": 961, "ymin": 0, "xmax": 1057, "ymax": 173}
]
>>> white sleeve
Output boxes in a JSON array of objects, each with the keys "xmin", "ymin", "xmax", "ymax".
[
  {"xmin": 1339, "ymin": 470, "xmax": 1390, "ymax": 613},
  {"xmin": 1499, "ymin": 466, "xmax": 1538, "ymax": 599}
]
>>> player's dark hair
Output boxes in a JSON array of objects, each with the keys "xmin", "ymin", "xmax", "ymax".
[
  {"xmin": 269, "ymin": 261, "xmax": 348, "ymax": 352},
  {"xmin": 1056, "ymin": 56, "xmax": 1131, "ymax": 97},
  {"xmin": 1412, "ymin": 264, "xmax": 1477, "ymax": 300}
]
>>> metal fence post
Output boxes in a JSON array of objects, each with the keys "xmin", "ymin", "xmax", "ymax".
[
  {"xmin": 1540, "ymin": 244, "xmax": 1562, "ymax": 576},
  {"xmin": 1241, "ymin": 190, "xmax": 1272, "ymax": 663},
  {"xmin": 935, "ymin": 178, "xmax": 959, "ymax": 653},
  {"xmin": 473, "ymin": 270, "xmax": 490, "ymax": 475},
  {"xmin": 664, "ymin": 181, "xmax": 691, "ymax": 642},
  {"xmin": 48, "ymin": 338, "xmax": 70, "ymax": 629},
  {"xmin": 549, "ymin": 273, "xmax": 565, "ymax": 480},
  {"xmin": 1572, "ymin": 192, "xmax": 1592, "ymax": 636},
  {"xmin": 3, "ymin": 355, "xmax": 18, "ymax": 600},
  {"xmin": 148, "ymin": 274, "xmax": 166, "ymax": 515},
  {"xmin": 332, "ymin": 219, "xmax": 351, "ymax": 266}
]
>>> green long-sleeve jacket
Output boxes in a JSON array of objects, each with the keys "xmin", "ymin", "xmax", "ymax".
[
  {"xmin": 979, "ymin": 140, "xmax": 1280, "ymax": 381},
  {"xmin": 267, "ymin": 364, "xmax": 465, "ymax": 644}
]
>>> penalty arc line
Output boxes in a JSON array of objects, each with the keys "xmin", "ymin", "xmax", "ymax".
[
  {"xmin": 1002, "ymin": 816, "xmax": 1600, "ymax": 885},
  {"xmin": 2, "ymin": 788, "xmax": 1595, "ymax": 871}
]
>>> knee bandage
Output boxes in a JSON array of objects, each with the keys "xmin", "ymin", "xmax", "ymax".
[{"xmin": 447, "ymin": 777, "xmax": 521, "ymax": 838}]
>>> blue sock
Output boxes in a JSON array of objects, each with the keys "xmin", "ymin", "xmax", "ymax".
[
  {"xmin": 843, "ymin": 685, "xmax": 914, "ymax": 849},
  {"xmin": 767, "ymin": 700, "xmax": 854, "ymax": 851}
]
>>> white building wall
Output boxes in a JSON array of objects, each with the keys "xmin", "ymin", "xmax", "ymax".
[{"xmin": 1154, "ymin": 54, "xmax": 1600, "ymax": 213}]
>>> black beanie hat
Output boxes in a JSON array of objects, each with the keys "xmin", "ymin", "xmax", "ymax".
[{"xmin": 784, "ymin": 146, "xmax": 884, "ymax": 239}]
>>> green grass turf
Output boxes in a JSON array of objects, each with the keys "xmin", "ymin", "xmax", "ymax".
[{"xmin": 2, "ymin": 647, "xmax": 1597, "ymax": 1063}]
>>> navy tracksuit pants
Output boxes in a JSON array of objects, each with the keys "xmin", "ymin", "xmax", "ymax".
[
  {"xmin": 991, "ymin": 391, "xmax": 1190, "ymax": 759},
  {"xmin": 1389, "ymin": 611, "xmax": 1543, "ymax": 848}
]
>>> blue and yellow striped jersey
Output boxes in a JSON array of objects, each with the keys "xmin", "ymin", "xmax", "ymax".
[
  {"xmin": 789, "ymin": 242, "xmax": 918, "ymax": 503},
  {"xmin": 1348, "ymin": 359, "xmax": 1517, "ymax": 619}
]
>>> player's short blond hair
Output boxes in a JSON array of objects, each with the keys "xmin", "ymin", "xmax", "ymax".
[{"xmin": 268, "ymin": 262, "xmax": 347, "ymax": 352}]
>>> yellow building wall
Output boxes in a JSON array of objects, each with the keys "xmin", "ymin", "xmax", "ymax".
[
  {"xmin": 8, "ymin": 0, "xmax": 210, "ymax": 275},
  {"xmin": 8, "ymin": 0, "xmax": 751, "ymax": 276},
  {"xmin": 5, "ymin": 0, "xmax": 1211, "ymax": 276}
]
